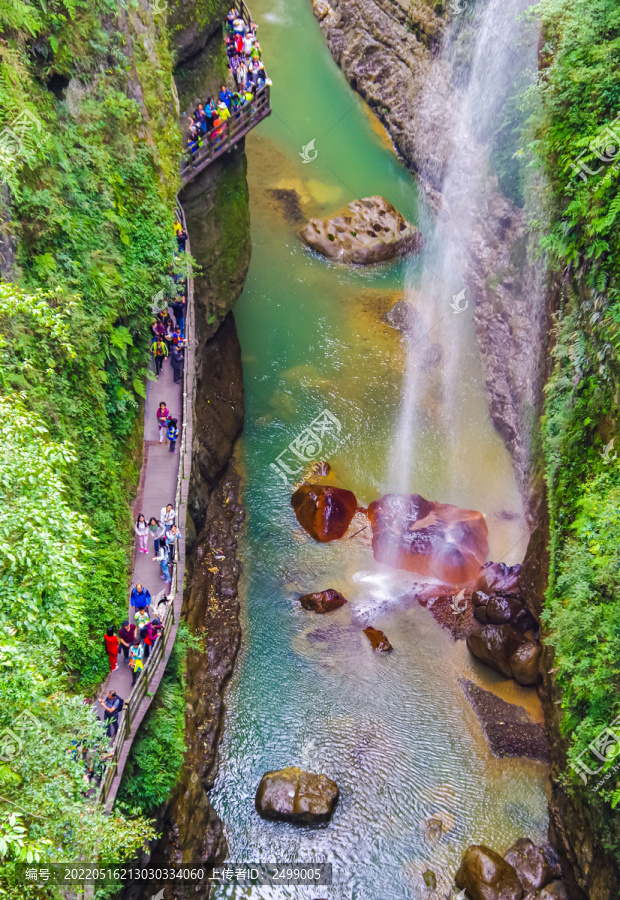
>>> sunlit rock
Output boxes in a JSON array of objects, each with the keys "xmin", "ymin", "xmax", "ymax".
[
  {"xmin": 299, "ymin": 589, "xmax": 347, "ymax": 613},
  {"xmin": 367, "ymin": 493, "xmax": 489, "ymax": 585},
  {"xmin": 300, "ymin": 196, "xmax": 424, "ymax": 264},
  {"xmin": 292, "ymin": 484, "xmax": 357, "ymax": 541},
  {"xmin": 467, "ymin": 624, "xmax": 541, "ymax": 686},
  {"xmin": 504, "ymin": 839, "xmax": 555, "ymax": 894},
  {"xmin": 456, "ymin": 845, "xmax": 523, "ymax": 900},
  {"xmin": 363, "ymin": 626, "xmax": 393, "ymax": 652},
  {"xmin": 255, "ymin": 766, "xmax": 339, "ymax": 825}
]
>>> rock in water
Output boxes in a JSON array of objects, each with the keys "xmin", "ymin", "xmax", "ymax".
[
  {"xmin": 455, "ymin": 845, "xmax": 524, "ymax": 900},
  {"xmin": 300, "ymin": 196, "xmax": 424, "ymax": 264},
  {"xmin": 476, "ymin": 561, "xmax": 521, "ymax": 596},
  {"xmin": 363, "ymin": 626, "xmax": 393, "ymax": 651},
  {"xmin": 367, "ymin": 494, "xmax": 489, "ymax": 585},
  {"xmin": 509, "ymin": 641, "xmax": 542, "ymax": 686},
  {"xmin": 467, "ymin": 625, "xmax": 541, "ymax": 686},
  {"xmin": 255, "ymin": 767, "xmax": 339, "ymax": 825},
  {"xmin": 299, "ymin": 589, "xmax": 347, "ymax": 613},
  {"xmin": 504, "ymin": 839, "xmax": 554, "ymax": 893},
  {"xmin": 292, "ymin": 484, "xmax": 357, "ymax": 542},
  {"xmin": 536, "ymin": 882, "xmax": 568, "ymax": 900}
]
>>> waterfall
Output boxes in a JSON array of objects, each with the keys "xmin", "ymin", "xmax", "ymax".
[{"xmin": 388, "ymin": 0, "xmax": 537, "ymax": 500}]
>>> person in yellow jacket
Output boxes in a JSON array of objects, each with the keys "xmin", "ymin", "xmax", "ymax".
[{"xmin": 217, "ymin": 101, "xmax": 231, "ymax": 121}]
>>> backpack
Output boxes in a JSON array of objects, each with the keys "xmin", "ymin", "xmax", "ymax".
[{"xmin": 116, "ymin": 696, "xmax": 124, "ymax": 713}]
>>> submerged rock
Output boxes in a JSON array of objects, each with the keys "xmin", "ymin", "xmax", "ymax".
[
  {"xmin": 455, "ymin": 845, "xmax": 523, "ymax": 900},
  {"xmin": 504, "ymin": 839, "xmax": 554, "ymax": 893},
  {"xmin": 300, "ymin": 196, "xmax": 424, "ymax": 264},
  {"xmin": 299, "ymin": 589, "xmax": 347, "ymax": 613},
  {"xmin": 475, "ymin": 561, "xmax": 521, "ymax": 596},
  {"xmin": 363, "ymin": 626, "xmax": 393, "ymax": 651},
  {"xmin": 460, "ymin": 680, "xmax": 549, "ymax": 763},
  {"xmin": 255, "ymin": 766, "xmax": 339, "ymax": 825},
  {"xmin": 367, "ymin": 493, "xmax": 489, "ymax": 585},
  {"xmin": 292, "ymin": 484, "xmax": 357, "ymax": 542}
]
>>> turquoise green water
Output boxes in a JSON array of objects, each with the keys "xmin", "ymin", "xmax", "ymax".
[{"xmin": 210, "ymin": 0, "xmax": 549, "ymax": 897}]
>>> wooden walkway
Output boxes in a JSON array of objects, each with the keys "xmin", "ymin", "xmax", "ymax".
[{"xmin": 96, "ymin": 207, "xmax": 195, "ymax": 812}]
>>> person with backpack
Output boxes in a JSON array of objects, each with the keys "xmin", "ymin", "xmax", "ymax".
[
  {"xmin": 171, "ymin": 344, "xmax": 184, "ymax": 385},
  {"xmin": 118, "ymin": 620, "xmax": 136, "ymax": 663},
  {"xmin": 103, "ymin": 626, "xmax": 119, "ymax": 672},
  {"xmin": 130, "ymin": 583, "xmax": 151, "ymax": 615},
  {"xmin": 156, "ymin": 401, "xmax": 170, "ymax": 443},
  {"xmin": 151, "ymin": 336, "xmax": 168, "ymax": 377},
  {"xmin": 99, "ymin": 690, "xmax": 124, "ymax": 738},
  {"xmin": 166, "ymin": 524, "xmax": 182, "ymax": 563},
  {"xmin": 135, "ymin": 513, "xmax": 149, "ymax": 554},
  {"xmin": 171, "ymin": 296, "xmax": 186, "ymax": 335},
  {"xmin": 128, "ymin": 639, "xmax": 144, "ymax": 686},
  {"xmin": 167, "ymin": 417, "xmax": 178, "ymax": 453}
]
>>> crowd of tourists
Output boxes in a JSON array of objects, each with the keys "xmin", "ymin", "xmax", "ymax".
[
  {"xmin": 186, "ymin": 6, "xmax": 270, "ymax": 157},
  {"xmin": 94, "ymin": 218, "xmax": 190, "ymax": 760}
]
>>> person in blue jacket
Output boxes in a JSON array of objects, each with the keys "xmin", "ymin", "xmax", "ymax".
[
  {"xmin": 130, "ymin": 583, "xmax": 151, "ymax": 615},
  {"xmin": 167, "ymin": 417, "xmax": 178, "ymax": 454}
]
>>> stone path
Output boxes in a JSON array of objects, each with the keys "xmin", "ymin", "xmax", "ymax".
[{"xmin": 98, "ymin": 354, "xmax": 183, "ymax": 711}]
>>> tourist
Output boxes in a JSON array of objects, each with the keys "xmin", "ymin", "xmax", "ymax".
[
  {"xmin": 217, "ymin": 101, "xmax": 231, "ymax": 122},
  {"xmin": 152, "ymin": 318, "xmax": 165, "ymax": 340},
  {"xmin": 130, "ymin": 583, "xmax": 151, "ymax": 615},
  {"xmin": 156, "ymin": 401, "xmax": 170, "ymax": 443},
  {"xmin": 171, "ymin": 344, "xmax": 184, "ymax": 385},
  {"xmin": 128, "ymin": 639, "xmax": 144, "ymax": 686},
  {"xmin": 103, "ymin": 627, "xmax": 119, "ymax": 672},
  {"xmin": 149, "ymin": 516, "xmax": 166, "ymax": 556},
  {"xmin": 161, "ymin": 503, "xmax": 176, "ymax": 530},
  {"xmin": 141, "ymin": 621, "xmax": 159, "ymax": 662},
  {"xmin": 118, "ymin": 620, "xmax": 136, "ymax": 662},
  {"xmin": 159, "ymin": 552, "xmax": 172, "ymax": 584},
  {"xmin": 135, "ymin": 513, "xmax": 149, "ymax": 554},
  {"xmin": 167, "ymin": 417, "xmax": 179, "ymax": 453},
  {"xmin": 99, "ymin": 690, "xmax": 123, "ymax": 738},
  {"xmin": 151, "ymin": 336, "xmax": 168, "ymax": 377},
  {"xmin": 171, "ymin": 295, "xmax": 186, "ymax": 335},
  {"xmin": 219, "ymin": 85, "xmax": 233, "ymax": 108},
  {"xmin": 134, "ymin": 607, "xmax": 149, "ymax": 632},
  {"xmin": 166, "ymin": 523, "xmax": 182, "ymax": 562}
]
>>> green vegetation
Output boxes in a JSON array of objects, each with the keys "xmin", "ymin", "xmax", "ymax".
[
  {"xmin": 530, "ymin": 0, "xmax": 620, "ymax": 840},
  {"xmin": 118, "ymin": 626, "xmax": 192, "ymax": 815},
  {"xmin": 0, "ymin": 0, "xmax": 185, "ymax": 891}
]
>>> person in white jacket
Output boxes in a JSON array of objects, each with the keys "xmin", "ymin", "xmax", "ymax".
[
  {"xmin": 135, "ymin": 513, "xmax": 149, "ymax": 554},
  {"xmin": 161, "ymin": 503, "xmax": 176, "ymax": 531}
]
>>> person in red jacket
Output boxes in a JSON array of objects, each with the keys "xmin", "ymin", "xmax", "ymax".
[{"xmin": 104, "ymin": 627, "xmax": 119, "ymax": 671}]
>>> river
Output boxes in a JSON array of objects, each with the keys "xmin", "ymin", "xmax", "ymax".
[{"xmin": 209, "ymin": 0, "xmax": 549, "ymax": 896}]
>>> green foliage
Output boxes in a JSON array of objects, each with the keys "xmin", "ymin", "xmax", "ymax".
[
  {"xmin": 117, "ymin": 626, "xmax": 192, "ymax": 815},
  {"xmin": 533, "ymin": 0, "xmax": 620, "ymax": 839},
  {"xmin": 0, "ymin": 0, "xmax": 185, "ymax": 889}
]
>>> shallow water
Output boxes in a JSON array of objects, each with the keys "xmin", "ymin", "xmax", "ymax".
[{"xmin": 209, "ymin": 0, "xmax": 549, "ymax": 896}]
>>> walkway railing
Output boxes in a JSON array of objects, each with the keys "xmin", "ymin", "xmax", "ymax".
[
  {"xmin": 180, "ymin": 84, "xmax": 271, "ymax": 185},
  {"xmin": 96, "ymin": 203, "xmax": 195, "ymax": 812}
]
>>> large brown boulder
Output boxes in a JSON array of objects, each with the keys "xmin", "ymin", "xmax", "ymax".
[
  {"xmin": 367, "ymin": 493, "xmax": 489, "ymax": 585},
  {"xmin": 299, "ymin": 589, "xmax": 347, "ymax": 613},
  {"xmin": 476, "ymin": 561, "xmax": 521, "ymax": 596},
  {"xmin": 486, "ymin": 595, "xmax": 523, "ymax": 625},
  {"xmin": 455, "ymin": 845, "xmax": 523, "ymax": 900},
  {"xmin": 509, "ymin": 641, "xmax": 542, "ymax": 686},
  {"xmin": 255, "ymin": 767, "xmax": 339, "ymax": 826},
  {"xmin": 467, "ymin": 625, "xmax": 525, "ymax": 679},
  {"xmin": 504, "ymin": 839, "xmax": 554, "ymax": 893},
  {"xmin": 300, "ymin": 196, "xmax": 424, "ymax": 264},
  {"xmin": 292, "ymin": 484, "xmax": 357, "ymax": 542}
]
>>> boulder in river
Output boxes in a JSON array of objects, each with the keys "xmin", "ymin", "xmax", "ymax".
[
  {"xmin": 299, "ymin": 589, "xmax": 347, "ymax": 613},
  {"xmin": 292, "ymin": 484, "xmax": 357, "ymax": 541},
  {"xmin": 485, "ymin": 594, "xmax": 523, "ymax": 625},
  {"xmin": 475, "ymin": 561, "xmax": 521, "ymax": 596},
  {"xmin": 300, "ymin": 196, "xmax": 424, "ymax": 264},
  {"xmin": 368, "ymin": 493, "xmax": 489, "ymax": 585},
  {"xmin": 504, "ymin": 839, "xmax": 554, "ymax": 893},
  {"xmin": 255, "ymin": 766, "xmax": 339, "ymax": 825},
  {"xmin": 535, "ymin": 882, "xmax": 568, "ymax": 900},
  {"xmin": 467, "ymin": 625, "xmax": 541, "ymax": 686},
  {"xmin": 455, "ymin": 845, "xmax": 524, "ymax": 900},
  {"xmin": 363, "ymin": 626, "xmax": 393, "ymax": 651}
]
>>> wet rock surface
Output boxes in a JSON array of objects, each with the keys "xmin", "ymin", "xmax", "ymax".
[
  {"xmin": 363, "ymin": 626, "xmax": 393, "ymax": 652},
  {"xmin": 368, "ymin": 493, "xmax": 489, "ymax": 585},
  {"xmin": 255, "ymin": 767, "xmax": 339, "ymax": 825},
  {"xmin": 456, "ymin": 845, "xmax": 524, "ymax": 900},
  {"xmin": 467, "ymin": 624, "xmax": 541, "ymax": 686},
  {"xmin": 300, "ymin": 196, "xmax": 424, "ymax": 264},
  {"xmin": 299, "ymin": 589, "xmax": 347, "ymax": 613},
  {"xmin": 504, "ymin": 839, "xmax": 555, "ymax": 893},
  {"xmin": 476, "ymin": 561, "xmax": 522, "ymax": 596},
  {"xmin": 461, "ymin": 680, "xmax": 549, "ymax": 763},
  {"xmin": 292, "ymin": 484, "xmax": 357, "ymax": 541}
]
